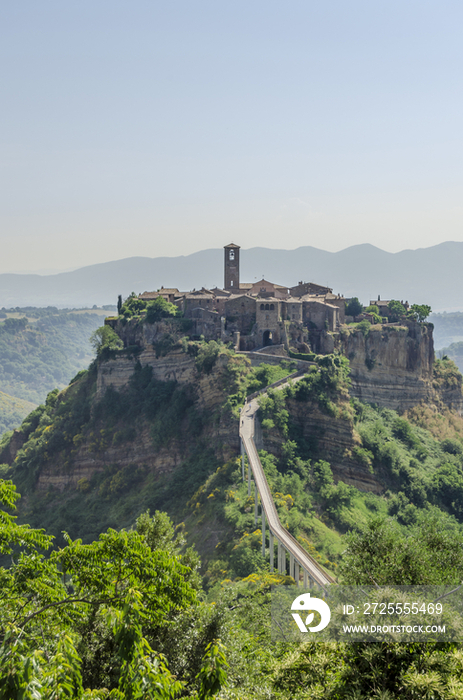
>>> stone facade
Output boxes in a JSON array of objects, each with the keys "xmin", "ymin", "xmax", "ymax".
[
  {"xmin": 224, "ymin": 295, "xmax": 257, "ymax": 335},
  {"xmin": 302, "ymin": 299, "xmax": 338, "ymax": 331},
  {"xmin": 249, "ymin": 279, "xmax": 289, "ymax": 298}
]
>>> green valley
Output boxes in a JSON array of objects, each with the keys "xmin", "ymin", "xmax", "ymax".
[{"xmin": 0, "ymin": 307, "xmax": 112, "ymax": 436}]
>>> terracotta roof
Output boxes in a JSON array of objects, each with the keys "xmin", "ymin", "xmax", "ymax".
[
  {"xmin": 210, "ymin": 287, "xmax": 231, "ymax": 296},
  {"xmin": 302, "ymin": 297, "xmax": 338, "ymax": 309},
  {"xmin": 192, "ymin": 288, "xmax": 214, "ymax": 295},
  {"xmin": 299, "ymin": 293, "xmax": 328, "ymax": 301},
  {"xmin": 225, "ymin": 242, "xmax": 240, "ymax": 248},
  {"xmin": 139, "ymin": 289, "xmax": 179, "ymax": 299},
  {"xmin": 185, "ymin": 294, "xmax": 215, "ymax": 300},
  {"xmin": 226, "ymin": 293, "xmax": 255, "ymax": 301}
]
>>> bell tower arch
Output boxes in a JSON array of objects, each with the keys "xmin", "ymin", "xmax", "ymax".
[{"xmin": 224, "ymin": 243, "xmax": 240, "ymax": 291}]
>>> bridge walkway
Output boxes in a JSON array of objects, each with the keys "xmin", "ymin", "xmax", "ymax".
[{"xmin": 239, "ymin": 372, "xmax": 335, "ymax": 590}]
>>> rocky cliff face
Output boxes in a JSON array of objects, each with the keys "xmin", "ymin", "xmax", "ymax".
[
  {"xmin": 20, "ymin": 349, "xmax": 239, "ymax": 494},
  {"xmin": 256, "ymin": 400, "xmax": 382, "ymax": 493},
  {"xmin": 340, "ymin": 322, "xmax": 454, "ymax": 411},
  {"xmin": 34, "ymin": 424, "xmax": 187, "ymax": 493},
  {"xmin": 96, "ymin": 350, "xmax": 196, "ymax": 399}
]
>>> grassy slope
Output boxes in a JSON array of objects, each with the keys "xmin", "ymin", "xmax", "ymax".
[{"xmin": 0, "ymin": 390, "xmax": 37, "ymax": 437}]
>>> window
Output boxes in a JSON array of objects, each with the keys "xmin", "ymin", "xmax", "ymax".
[
  {"xmin": 265, "ymin": 304, "xmax": 269, "ymax": 310},
  {"xmin": 260, "ymin": 304, "xmax": 265, "ymax": 310},
  {"xmin": 230, "ymin": 281, "xmax": 234, "ymax": 287},
  {"xmin": 229, "ymin": 250, "xmax": 235, "ymax": 260},
  {"xmin": 270, "ymin": 304, "xmax": 274, "ymax": 311}
]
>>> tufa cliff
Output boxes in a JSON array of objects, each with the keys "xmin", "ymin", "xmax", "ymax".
[{"xmin": 340, "ymin": 321, "xmax": 463, "ymax": 413}]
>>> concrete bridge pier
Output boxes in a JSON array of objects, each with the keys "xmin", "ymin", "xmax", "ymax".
[
  {"xmin": 294, "ymin": 561, "xmax": 300, "ymax": 587},
  {"xmin": 247, "ymin": 463, "xmax": 251, "ymax": 497},
  {"xmin": 278, "ymin": 543, "xmax": 286, "ymax": 575},
  {"xmin": 254, "ymin": 487, "xmax": 258, "ymax": 526},
  {"xmin": 262, "ymin": 509, "xmax": 266, "ymax": 556},
  {"xmin": 269, "ymin": 530, "xmax": 274, "ymax": 572},
  {"xmin": 302, "ymin": 569, "xmax": 315, "ymax": 589},
  {"xmin": 241, "ymin": 439, "xmax": 245, "ymax": 482}
]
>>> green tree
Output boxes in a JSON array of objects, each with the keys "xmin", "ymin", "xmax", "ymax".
[
  {"xmin": 407, "ymin": 303, "xmax": 432, "ymax": 322},
  {"xmin": 364, "ymin": 306, "xmax": 382, "ymax": 323},
  {"xmin": 345, "ymin": 297, "xmax": 363, "ymax": 317},
  {"xmin": 387, "ymin": 299, "xmax": 406, "ymax": 322},
  {"xmin": 0, "ymin": 480, "xmax": 227, "ymax": 697},
  {"xmin": 340, "ymin": 513, "xmax": 463, "ymax": 585},
  {"xmin": 145, "ymin": 297, "xmax": 179, "ymax": 323},
  {"xmin": 119, "ymin": 293, "xmax": 147, "ymax": 318},
  {"xmin": 89, "ymin": 326, "xmax": 123, "ymax": 356}
]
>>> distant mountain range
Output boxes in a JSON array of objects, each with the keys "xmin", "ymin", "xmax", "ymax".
[{"xmin": 1, "ymin": 241, "xmax": 462, "ymax": 312}]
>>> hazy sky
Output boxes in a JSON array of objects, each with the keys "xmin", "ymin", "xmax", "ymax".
[{"xmin": 2, "ymin": 1, "xmax": 463, "ymax": 273}]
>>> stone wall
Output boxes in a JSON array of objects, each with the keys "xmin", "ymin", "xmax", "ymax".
[
  {"xmin": 225, "ymin": 295, "xmax": 256, "ymax": 335},
  {"xmin": 303, "ymin": 300, "xmax": 338, "ymax": 331}
]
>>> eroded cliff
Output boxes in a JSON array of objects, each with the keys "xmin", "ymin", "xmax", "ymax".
[{"xmin": 340, "ymin": 321, "xmax": 462, "ymax": 412}]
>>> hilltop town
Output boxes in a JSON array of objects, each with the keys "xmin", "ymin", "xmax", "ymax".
[
  {"xmin": 134, "ymin": 243, "xmax": 348, "ymax": 354},
  {"xmin": 125, "ymin": 242, "xmax": 413, "ymax": 356}
]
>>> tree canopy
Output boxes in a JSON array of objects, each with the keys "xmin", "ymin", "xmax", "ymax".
[
  {"xmin": 387, "ymin": 299, "xmax": 406, "ymax": 322},
  {"xmin": 345, "ymin": 297, "xmax": 363, "ymax": 317},
  {"xmin": 407, "ymin": 303, "xmax": 432, "ymax": 322},
  {"xmin": 145, "ymin": 297, "xmax": 179, "ymax": 323},
  {"xmin": 0, "ymin": 479, "xmax": 228, "ymax": 698},
  {"xmin": 89, "ymin": 326, "xmax": 123, "ymax": 356}
]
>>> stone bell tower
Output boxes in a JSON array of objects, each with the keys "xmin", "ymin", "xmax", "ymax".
[{"xmin": 224, "ymin": 243, "xmax": 240, "ymax": 291}]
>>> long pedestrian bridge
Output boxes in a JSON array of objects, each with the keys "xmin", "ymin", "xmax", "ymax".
[{"xmin": 239, "ymin": 371, "xmax": 335, "ymax": 591}]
